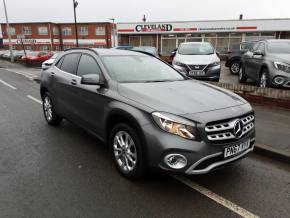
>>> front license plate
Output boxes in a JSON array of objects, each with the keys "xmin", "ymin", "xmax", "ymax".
[
  {"xmin": 189, "ymin": 70, "xmax": 205, "ymax": 76},
  {"xmin": 224, "ymin": 139, "xmax": 250, "ymax": 158}
]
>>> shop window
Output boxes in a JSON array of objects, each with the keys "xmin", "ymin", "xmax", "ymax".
[
  {"xmin": 186, "ymin": 37, "xmax": 202, "ymax": 42},
  {"xmin": 25, "ymin": 46, "xmax": 32, "ymax": 50},
  {"xmin": 141, "ymin": 35, "xmax": 153, "ymax": 46},
  {"xmin": 177, "ymin": 38, "xmax": 185, "ymax": 47},
  {"xmin": 129, "ymin": 36, "xmax": 140, "ymax": 47},
  {"xmin": 6, "ymin": 27, "xmax": 16, "ymax": 35},
  {"xmin": 245, "ymin": 32, "xmax": 259, "ymax": 41},
  {"xmin": 53, "ymin": 27, "xmax": 59, "ymax": 35},
  {"xmin": 79, "ymin": 26, "xmax": 88, "ymax": 36},
  {"xmin": 62, "ymin": 27, "xmax": 72, "ymax": 36},
  {"xmin": 161, "ymin": 38, "xmax": 176, "ymax": 55},
  {"xmin": 38, "ymin": 26, "xmax": 48, "ymax": 35},
  {"xmin": 40, "ymin": 46, "xmax": 49, "ymax": 51},
  {"xmin": 22, "ymin": 26, "xmax": 32, "ymax": 35},
  {"xmin": 96, "ymin": 27, "xmax": 105, "ymax": 35},
  {"xmin": 216, "ymin": 37, "xmax": 230, "ymax": 54}
]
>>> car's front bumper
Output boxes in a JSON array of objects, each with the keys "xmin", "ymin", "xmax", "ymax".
[
  {"xmin": 141, "ymin": 110, "xmax": 255, "ymax": 175},
  {"xmin": 173, "ymin": 65, "xmax": 221, "ymax": 81},
  {"xmin": 268, "ymin": 67, "xmax": 290, "ymax": 88}
]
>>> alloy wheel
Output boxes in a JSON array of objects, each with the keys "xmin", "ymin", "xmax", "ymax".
[
  {"xmin": 231, "ymin": 62, "xmax": 240, "ymax": 74},
  {"xmin": 113, "ymin": 131, "xmax": 137, "ymax": 172},
  {"xmin": 43, "ymin": 96, "xmax": 53, "ymax": 121}
]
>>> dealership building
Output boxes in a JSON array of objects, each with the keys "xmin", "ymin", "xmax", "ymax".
[
  {"xmin": 117, "ymin": 18, "xmax": 290, "ymax": 57},
  {"xmin": 0, "ymin": 22, "xmax": 114, "ymax": 51}
]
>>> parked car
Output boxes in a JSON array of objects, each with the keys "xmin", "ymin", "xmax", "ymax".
[
  {"xmin": 2, "ymin": 50, "xmax": 12, "ymax": 59},
  {"xmin": 21, "ymin": 51, "xmax": 53, "ymax": 64},
  {"xmin": 132, "ymin": 46, "xmax": 158, "ymax": 57},
  {"xmin": 172, "ymin": 42, "xmax": 221, "ymax": 82},
  {"xmin": 225, "ymin": 41, "xmax": 257, "ymax": 75},
  {"xmin": 240, "ymin": 39, "xmax": 290, "ymax": 88},
  {"xmin": 14, "ymin": 50, "xmax": 26, "ymax": 60},
  {"xmin": 40, "ymin": 48, "xmax": 255, "ymax": 179},
  {"xmin": 113, "ymin": 45, "xmax": 133, "ymax": 50},
  {"xmin": 41, "ymin": 52, "xmax": 62, "ymax": 70}
]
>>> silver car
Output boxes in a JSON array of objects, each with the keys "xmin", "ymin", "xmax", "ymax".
[{"xmin": 240, "ymin": 39, "xmax": 290, "ymax": 88}]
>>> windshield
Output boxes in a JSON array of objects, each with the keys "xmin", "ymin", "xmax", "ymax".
[
  {"xmin": 178, "ymin": 43, "xmax": 214, "ymax": 55},
  {"xmin": 102, "ymin": 55, "xmax": 184, "ymax": 83},
  {"xmin": 267, "ymin": 41, "xmax": 290, "ymax": 54}
]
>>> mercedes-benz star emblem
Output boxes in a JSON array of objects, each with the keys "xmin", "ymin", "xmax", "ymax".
[{"xmin": 233, "ymin": 119, "xmax": 243, "ymax": 138}]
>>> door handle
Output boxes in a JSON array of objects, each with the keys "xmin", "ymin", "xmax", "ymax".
[
  {"xmin": 71, "ymin": 79, "xmax": 77, "ymax": 85},
  {"xmin": 50, "ymin": 72, "xmax": 55, "ymax": 77}
]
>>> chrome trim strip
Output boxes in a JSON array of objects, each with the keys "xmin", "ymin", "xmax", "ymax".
[
  {"xmin": 205, "ymin": 114, "xmax": 255, "ymax": 141},
  {"xmin": 187, "ymin": 64, "xmax": 207, "ymax": 71},
  {"xmin": 185, "ymin": 146, "xmax": 254, "ymax": 175},
  {"xmin": 185, "ymin": 152, "xmax": 223, "ymax": 173}
]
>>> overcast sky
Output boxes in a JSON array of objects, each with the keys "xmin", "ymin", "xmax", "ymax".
[{"xmin": 0, "ymin": 0, "xmax": 290, "ymax": 23}]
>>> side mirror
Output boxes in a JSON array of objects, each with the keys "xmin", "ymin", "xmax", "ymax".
[
  {"xmin": 81, "ymin": 74, "xmax": 104, "ymax": 86},
  {"xmin": 170, "ymin": 49, "xmax": 177, "ymax": 58},
  {"xmin": 253, "ymin": 50, "xmax": 264, "ymax": 56},
  {"xmin": 42, "ymin": 62, "xmax": 52, "ymax": 70}
]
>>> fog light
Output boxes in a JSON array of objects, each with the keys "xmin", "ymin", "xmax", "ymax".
[
  {"xmin": 164, "ymin": 154, "xmax": 187, "ymax": 169},
  {"xmin": 273, "ymin": 76, "xmax": 285, "ymax": 85}
]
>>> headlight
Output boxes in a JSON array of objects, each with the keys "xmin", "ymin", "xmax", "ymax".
[
  {"xmin": 152, "ymin": 112, "xmax": 197, "ymax": 140},
  {"xmin": 274, "ymin": 62, "xmax": 290, "ymax": 73},
  {"xmin": 173, "ymin": 61, "xmax": 187, "ymax": 68},
  {"xmin": 208, "ymin": 61, "xmax": 221, "ymax": 68}
]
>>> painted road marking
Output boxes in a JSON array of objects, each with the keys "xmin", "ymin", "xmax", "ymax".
[
  {"xmin": 27, "ymin": 95, "xmax": 42, "ymax": 105},
  {"xmin": 173, "ymin": 175, "xmax": 260, "ymax": 218},
  {"xmin": 5, "ymin": 69, "xmax": 37, "ymax": 81},
  {"xmin": 0, "ymin": 79, "xmax": 17, "ymax": 90}
]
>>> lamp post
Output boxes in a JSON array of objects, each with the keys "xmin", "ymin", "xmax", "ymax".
[
  {"xmin": 73, "ymin": 0, "xmax": 79, "ymax": 47},
  {"xmin": 2, "ymin": 0, "xmax": 14, "ymax": 62},
  {"xmin": 109, "ymin": 18, "xmax": 115, "ymax": 47}
]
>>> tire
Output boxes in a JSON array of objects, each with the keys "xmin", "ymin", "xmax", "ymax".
[
  {"xmin": 229, "ymin": 60, "xmax": 241, "ymax": 75},
  {"xmin": 259, "ymin": 68, "xmax": 270, "ymax": 88},
  {"xmin": 239, "ymin": 65, "xmax": 247, "ymax": 84},
  {"xmin": 109, "ymin": 123, "xmax": 146, "ymax": 179},
  {"xmin": 42, "ymin": 92, "xmax": 62, "ymax": 126}
]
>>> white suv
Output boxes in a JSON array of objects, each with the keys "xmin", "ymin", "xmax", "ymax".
[{"xmin": 172, "ymin": 42, "xmax": 221, "ymax": 82}]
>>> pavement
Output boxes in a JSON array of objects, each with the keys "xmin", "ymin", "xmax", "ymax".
[{"xmin": 0, "ymin": 66, "xmax": 290, "ymax": 218}]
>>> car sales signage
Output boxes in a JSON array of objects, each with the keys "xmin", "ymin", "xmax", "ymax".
[
  {"xmin": 135, "ymin": 24, "xmax": 173, "ymax": 32},
  {"xmin": 117, "ymin": 19, "xmax": 290, "ymax": 34}
]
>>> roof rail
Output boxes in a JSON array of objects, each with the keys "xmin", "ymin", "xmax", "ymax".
[{"xmin": 64, "ymin": 47, "xmax": 99, "ymax": 55}]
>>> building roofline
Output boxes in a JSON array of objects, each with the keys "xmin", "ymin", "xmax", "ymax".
[
  {"xmin": 0, "ymin": 21, "xmax": 111, "ymax": 25},
  {"xmin": 117, "ymin": 17, "xmax": 290, "ymax": 24}
]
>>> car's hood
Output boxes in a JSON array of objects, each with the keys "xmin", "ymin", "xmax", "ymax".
[
  {"xmin": 174, "ymin": 53, "xmax": 219, "ymax": 65},
  {"xmin": 268, "ymin": 53, "xmax": 290, "ymax": 65},
  {"xmin": 118, "ymin": 80, "xmax": 247, "ymax": 115}
]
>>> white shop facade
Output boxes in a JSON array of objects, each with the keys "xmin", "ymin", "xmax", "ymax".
[{"xmin": 117, "ymin": 18, "xmax": 290, "ymax": 56}]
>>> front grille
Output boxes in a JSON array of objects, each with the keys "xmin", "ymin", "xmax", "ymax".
[
  {"xmin": 187, "ymin": 65, "xmax": 207, "ymax": 71},
  {"xmin": 205, "ymin": 114, "xmax": 255, "ymax": 143}
]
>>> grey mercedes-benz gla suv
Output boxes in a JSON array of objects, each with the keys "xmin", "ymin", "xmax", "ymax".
[{"xmin": 40, "ymin": 48, "xmax": 255, "ymax": 179}]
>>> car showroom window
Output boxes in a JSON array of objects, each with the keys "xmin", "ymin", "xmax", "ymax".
[
  {"xmin": 77, "ymin": 54, "xmax": 102, "ymax": 77},
  {"xmin": 60, "ymin": 53, "xmax": 80, "ymax": 75}
]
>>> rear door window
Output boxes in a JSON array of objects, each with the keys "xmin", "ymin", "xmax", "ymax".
[{"xmin": 60, "ymin": 53, "xmax": 81, "ymax": 75}]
